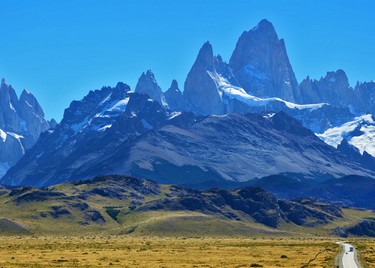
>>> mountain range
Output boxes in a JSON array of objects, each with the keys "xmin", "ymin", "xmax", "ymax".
[
  {"xmin": 0, "ymin": 79, "xmax": 53, "ymax": 177},
  {"xmin": 1, "ymin": 19, "xmax": 374, "ymax": 205}
]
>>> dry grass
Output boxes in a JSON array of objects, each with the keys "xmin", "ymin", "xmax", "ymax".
[
  {"xmin": 0, "ymin": 236, "xmax": 338, "ymax": 267},
  {"xmin": 353, "ymin": 240, "xmax": 375, "ymax": 268}
]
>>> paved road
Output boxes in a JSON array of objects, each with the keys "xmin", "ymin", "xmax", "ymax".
[{"xmin": 337, "ymin": 242, "xmax": 359, "ymax": 268}]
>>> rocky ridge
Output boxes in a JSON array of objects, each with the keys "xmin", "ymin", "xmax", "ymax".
[{"xmin": 0, "ymin": 79, "xmax": 51, "ymax": 177}]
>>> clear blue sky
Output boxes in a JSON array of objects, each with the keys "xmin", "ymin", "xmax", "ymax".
[{"xmin": 0, "ymin": 0, "xmax": 374, "ymax": 121}]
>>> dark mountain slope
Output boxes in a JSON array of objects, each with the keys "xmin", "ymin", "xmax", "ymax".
[
  {"xmin": 0, "ymin": 175, "xmax": 362, "ymax": 235},
  {"xmin": 2, "ymin": 85, "xmax": 373, "ymax": 187}
]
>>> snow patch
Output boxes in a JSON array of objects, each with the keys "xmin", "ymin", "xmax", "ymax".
[
  {"xmin": 130, "ymin": 112, "xmax": 137, "ymax": 118},
  {"xmin": 71, "ymin": 117, "xmax": 89, "ymax": 133},
  {"xmin": 7, "ymin": 132, "xmax": 24, "ymax": 140},
  {"xmin": 318, "ymin": 114, "xmax": 375, "ymax": 156},
  {"xmin": 168, "ymin": 112, "xmax": 182, "ymax": 120},
  {"xmin": 212, "ymin": 114, "xmax": 228, "ymax": 118},
  {"xmin": 207, "ymin": 71, "xmax": 326, "ymax": 111},
  {"xmin": 0, "ymin": 129, "xmax": 7, "ymax": 142},
  {"xmin": 99, "ymin": 93, "xmax": 112, "ymax": 106},
  {"xmin": 94, "ymin": 97, "xmax": 130, "ymax": 119},
  {"xmin": 9, "ymin": 101, "xmax": 16, "ymax": 112},
  {"xmin": 263, "ymin": 113, "xmax": 276, "ymax": 119},
  {"xmin": 24, "ymin": 101, "xmax": 33, "ymax": 108},
  {"xmin": 141, "ymin": 119, "xmax": 153, "ymax": 130},
  {"xmin": 98, "ymin": 124, "xmax": 112, "ymax": 131},
  {"xmin": 107, "ymin": 98, "xmax": 129, "ymax": 112}
]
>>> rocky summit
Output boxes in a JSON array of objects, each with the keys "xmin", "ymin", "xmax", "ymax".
[
  {"xmin": 164, "ymin": 80, "xmax": 188, "ymax": 112},
  {"xmin": 0, "ymin": 79, "xmax": 51, "ymax": 177},
  {"xmin": 135, "ymin": 70, "xmax": 166, "ymax": 106},
  {"xmin": 183, "ymin": 41, "xmax": 227, "ymax": 115},
  {"xmin": 229, "ymin": 19, "xmax": 301, "ymax": 102}
]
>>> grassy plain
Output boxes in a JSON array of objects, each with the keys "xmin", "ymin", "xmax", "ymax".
[
  {"xmin": 0, "ymin": 236, "xmax": 339, "ymax": 268},
  {"xmin": 353, "ymin": 240, "xmax": 375, "ymax": 268}
]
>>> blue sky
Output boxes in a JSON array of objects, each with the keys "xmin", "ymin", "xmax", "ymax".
[{"xmin": 0, "ymin": 0, "xmax": 374, "ymax": 121}]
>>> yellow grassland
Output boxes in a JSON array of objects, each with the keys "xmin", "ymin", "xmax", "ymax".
[
  {"xmin": 353, "ymin": 240, "xmax": 375, "ymax": 268},
  {"xmin": 0, "ymin": 236, "xmax": 340, "ymax": 268}
]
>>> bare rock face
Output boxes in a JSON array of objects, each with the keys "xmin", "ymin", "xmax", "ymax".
[
  {"xmin": 18, "ymin": 89, "xmax": 50, "ymax": 148},
  {"xmin": 229, "ymin": 19, "xmax": 301, "ymax": 102},
  {"xmin": 48, "ymin": 119, "xmax": 58, "ymax": 129},
  {"xmin": 299, "ymin": 70, "xmax": 354, "ymax": 106},
  {"xmin": 135, "ymin": 70, "xmax": 166, "ymax": 106},
  {"xmin": 164, "ymin": 80, "xmax": 188, "ymax": 111},
  {"xmin": 0, "ymin": 79, "xmax": 51, "ymax": 177},
  {"xmin": 0, "ymin": 132, "xmax": 25, "ymax": 166},
  {"xmin": 353, "ymin": 81, "xmax": 375, "ymax": 114},
  {"xmin": 0, "ymin": 79, "xmax": 20, "ymax": 132},
  {"xmin": 183, "ymin": 41, "xmax": 226, "ymax": 115}
]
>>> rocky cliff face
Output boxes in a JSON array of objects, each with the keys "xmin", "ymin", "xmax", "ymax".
[
  {"xmin": 298, "ymin": 70, "xmax": 375, "ymax": 120},
  {"xmin": 164, "ymin": 80, "xmax": 189, "ymax": 111},
  {"xmin": 134, "ymin": 70, "xmax": 166, "ymax": 106},
  {"xmin": 352, "ymin": 81, "xmax": 375, "ymax": 114},
  {"xmin": 0, "ymin": 79, "xmax": 51, "ymax": 177},
  {"xmin": 183, "ymin": 41, "xmax": 227, "ymax": 115},
  {"xmin": 299, "ymin": 70, "xmax": 354, "ymax": 106},
  {"xmin": 229, "ymin": 19, "xmax": 301, "ymax": 102}
]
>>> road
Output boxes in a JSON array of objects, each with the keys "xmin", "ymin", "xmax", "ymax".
[{"xmin": 336, "ymin": 242, "xmax": 360, "ymax": 268}]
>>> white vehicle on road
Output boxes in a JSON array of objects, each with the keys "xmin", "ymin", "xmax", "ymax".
[{"xmin": 336, "ymin": 242, "xmax": 359, "ymax": 268}]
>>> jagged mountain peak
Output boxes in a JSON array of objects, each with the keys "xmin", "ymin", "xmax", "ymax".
[
  {"xmin": 0, "ymin": 79, "xmax": 51, "ymax": 177},
  {"xmin": 20, "ymin": 88, "xmax": 30, "ymax": 95},
  {"xmin": 166, "ymin": 79, "xmax": 180, "ymax": 94},
  {"xmin": 229, "ymin": 19, "xmax": 301, "ymax": 102},
  {"xmin": 135, "ymin": 70, "xmax": 165, "ymax": 106},
  {"xmin": 299, "ymin": 69, "xmax": 353, "ymax": 106},
  {"xmin": 48, "ymin": 118, "xmax": 58, "ymax": 128},
  {"xmin": 0, "ymin": 79, "xmax": 17, "ymax": 96},
  {"xmin": 140, "ymin": 70, "xmax": 157, "ymax": 81},
  {"xmin": 19, "ymin": 88, "xmax": 45, "ymax": 117},
  {"xmin": 321, "ymin": 69, "xmax": 350, "ymax": 87},
  {"xmin": 136, "ymin": 70, "xmax": 159, "ymax": 88},
  {"xmin": 193, "ymin": 41, "xmax": 215, "ymax": 71},
  {"xmin": 230, "ymin": 19, "xmax": 279, "ymax": 71},
  {"xmin": 183, "ymin": 41, "xmax": 226, "ymax": 115},
  {"xmin": 251, "ymin": 18, "xmax": 278, "ymax": 38},
  {"xmin": 165, "ymin": 79, "xmax": 188, "ymax": 111},
  {"xmin": 170, "ymin": 79, "xmax": 178, "ymax": 90},
  {"xmin": 115, "ymin": 81, "xmax": 131, "ymax": 91},
  {"xmin": 61, "ymin": 82, "xmax": 132, "ymax": 131}
]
